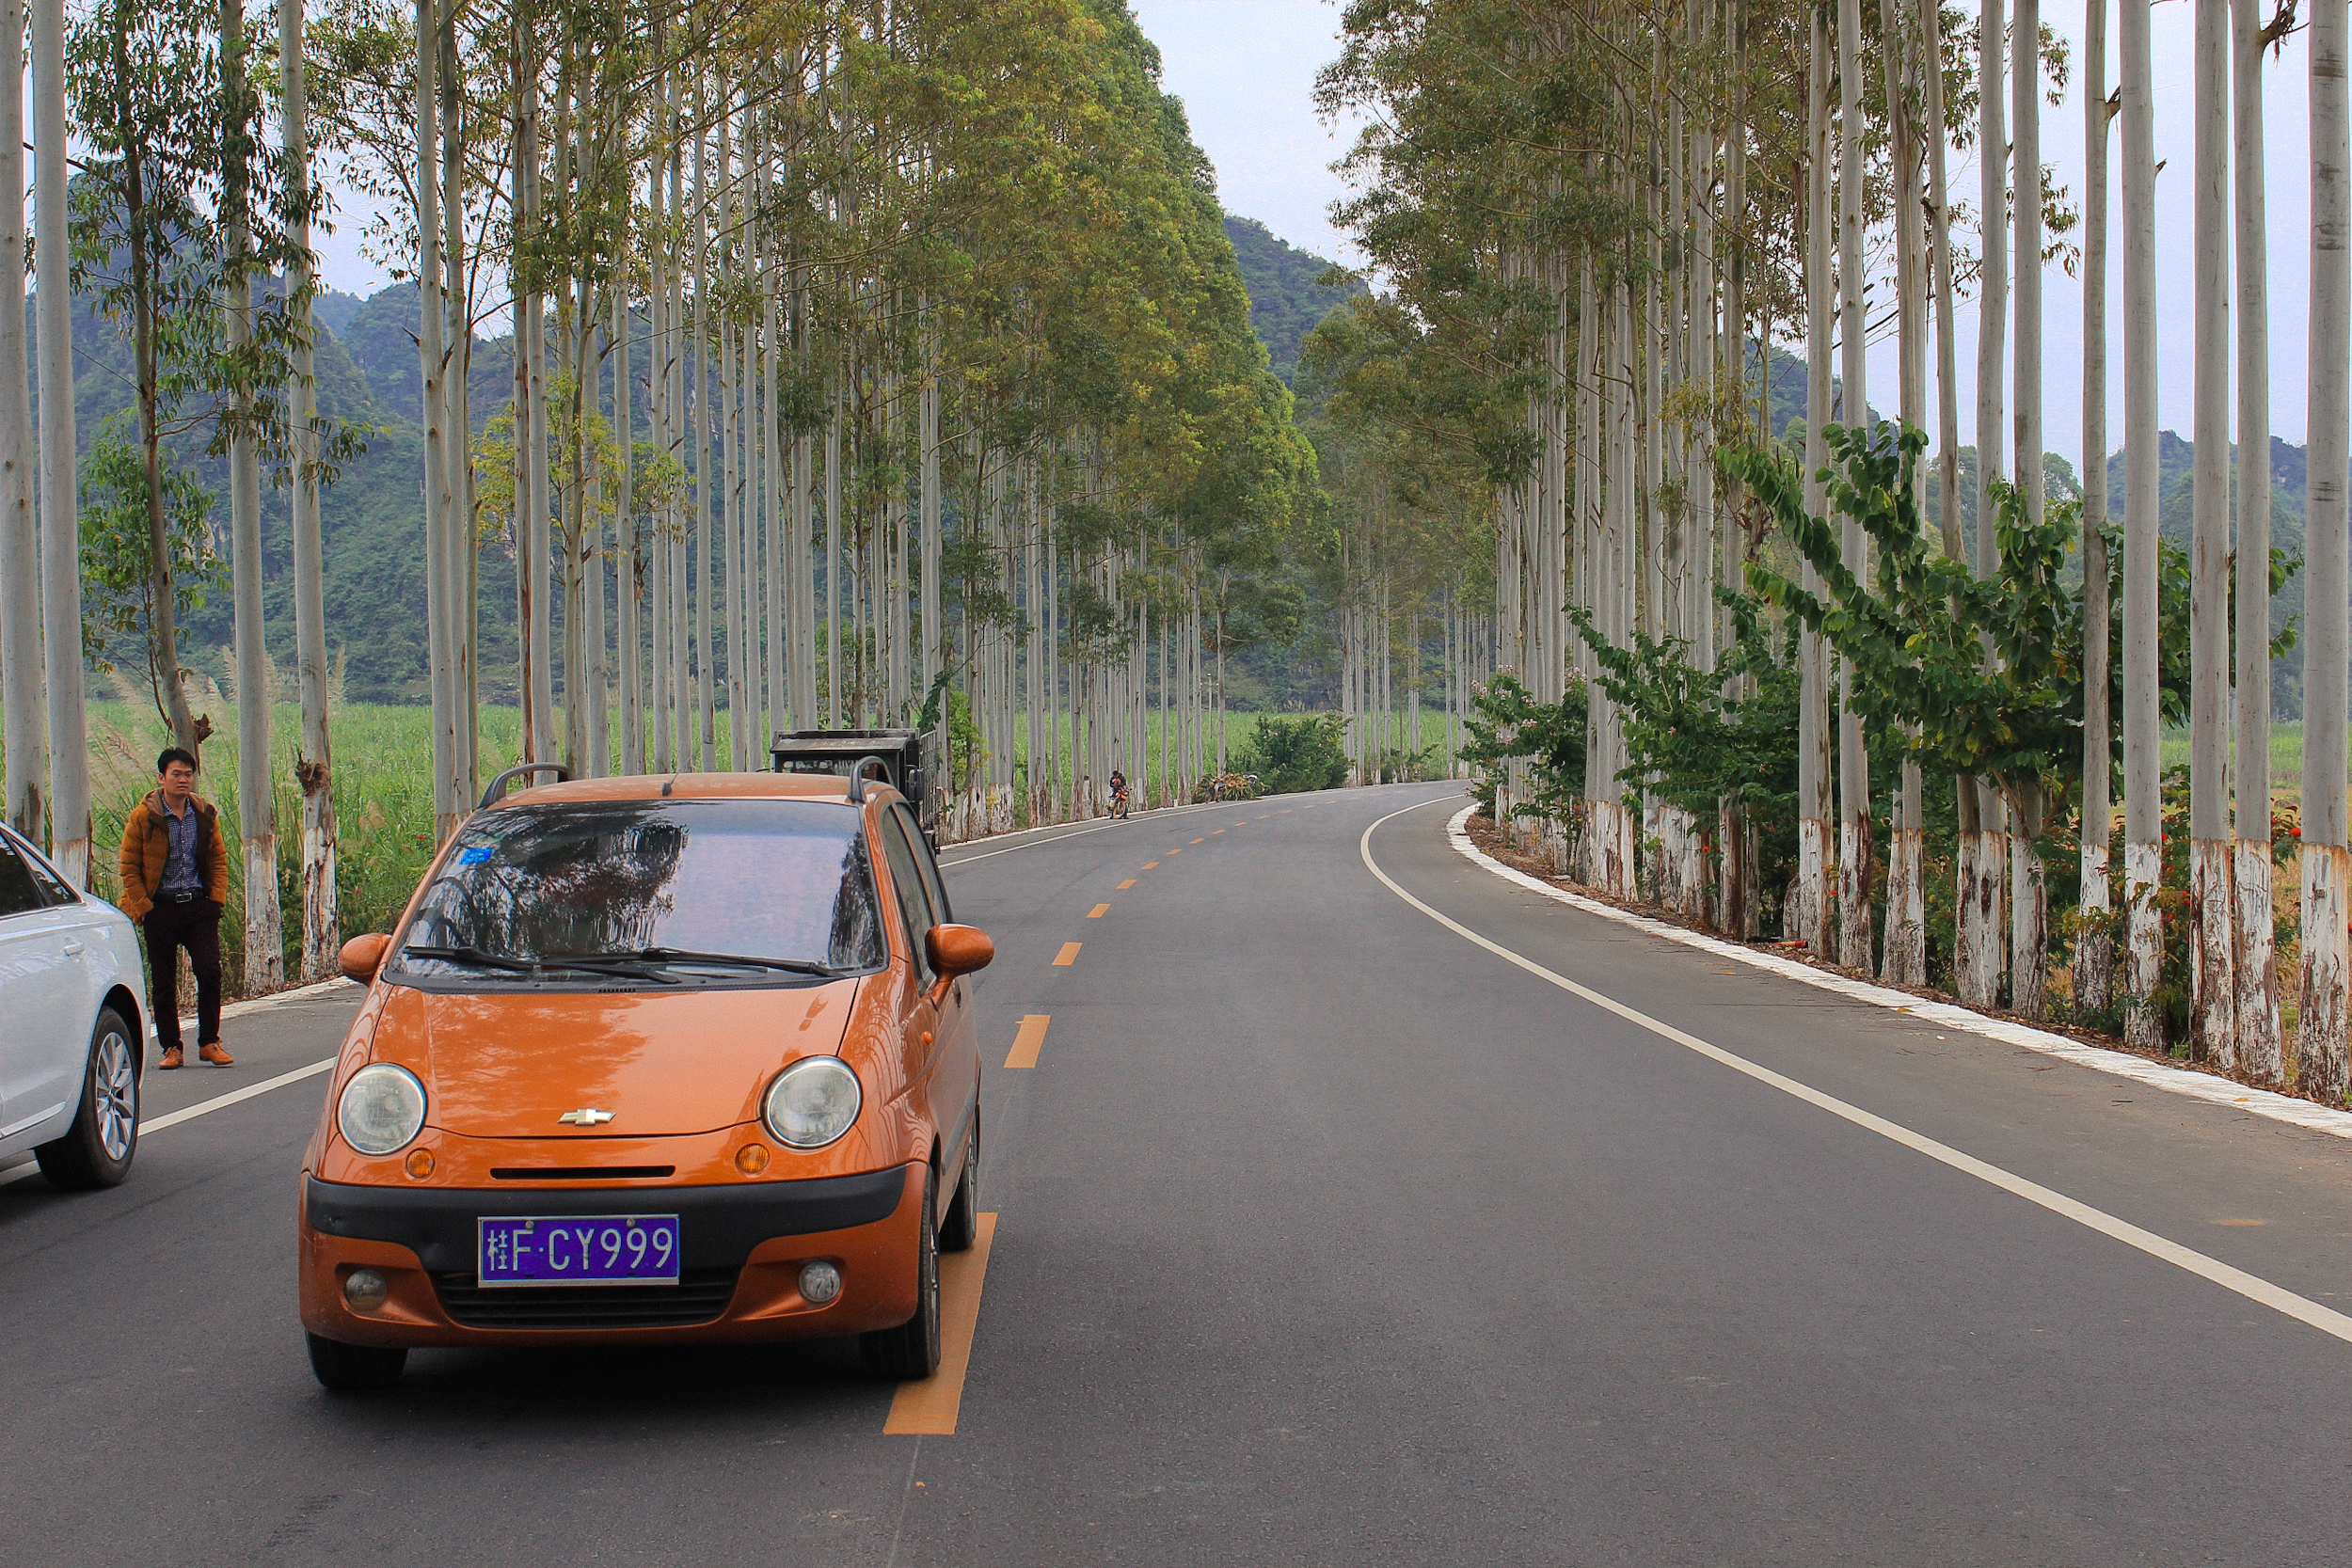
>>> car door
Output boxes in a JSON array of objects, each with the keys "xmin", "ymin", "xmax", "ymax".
[
  {"xmin": 0, "ymin": 832, "xmax": 82, "ymax": 1143},
  {"xmin": 876, "ymin": 805, "xmax": 961, "ymax": 1179},
  {"xmin": 895, "ymin": 801, "xmax": 978, "ymax": 1148}
]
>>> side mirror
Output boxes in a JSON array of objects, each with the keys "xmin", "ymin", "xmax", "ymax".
[
  {"xmin": 340, "ymin": 932, "xmax": 391, "ymax": 984},
  {"xmin": 924, "ymin": 924, "xmax": 994, "ymax": 1007}
]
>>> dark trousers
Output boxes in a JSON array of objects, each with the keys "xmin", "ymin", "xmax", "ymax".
[{"xmin": 144, "ymin": 897, "xmax": 222, "ymax": 1050}]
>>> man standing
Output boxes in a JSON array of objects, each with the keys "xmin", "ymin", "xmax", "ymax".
[{"xmin": 118, "ymin": 748, "xmax": 234, "ymax": 1069}]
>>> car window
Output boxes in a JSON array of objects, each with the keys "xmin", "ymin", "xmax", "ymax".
[
  {"xmin": 386, "ymin": 798, "xmax": 888, "ymax": 989},
  {"xmin": 894, "ymin": 802, "xmax": 951, "ymax": 925},
  {"xmin": 12, "ymin": 834, "xmax": 77, "ymax": 905},
  {"xmin": 878, "ymin": 808, "xmax": 936, "ymax": 986},
  {"xmin": 0, "ymin": 839, "xmax": 43, "ymax": 918}
]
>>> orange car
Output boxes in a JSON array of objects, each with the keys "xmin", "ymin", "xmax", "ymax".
[{"xmin": 296, "ymin": 768, "xmax": 992, "ymax": 1390}]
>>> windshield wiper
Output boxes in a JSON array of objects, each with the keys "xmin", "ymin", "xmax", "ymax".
[
  {"xmin": 402, "ymin": 944, "xmax": 678, "ymax": 983},
  {"xmin": 571, "ymin": 946, "xmax": 846, "ymax": 977}
]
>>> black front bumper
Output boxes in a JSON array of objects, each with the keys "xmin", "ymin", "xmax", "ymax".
[{"xmin": 304, "ymin": 1168, "xmax": 909, "ymax": 1274}]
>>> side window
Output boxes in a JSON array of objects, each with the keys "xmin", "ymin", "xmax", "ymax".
[
  {"xmin": 893, "ymin": 802, "xmax": 951, "ymax": 925},
  {"xmin": 878, "ymin": 812, "xmax": 936, "ymax": 986},
  {"xmin": 15, "ymin": 836, "xmax": 77, "ymax": 905},
  {"xmin": 0, "ymin": 839, "xmax": 44, "ymax": 918}
]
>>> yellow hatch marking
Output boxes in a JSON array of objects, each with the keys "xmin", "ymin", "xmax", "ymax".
[
  {"xmin": 1004, "ymin": 1015, "xmax": 1050, "ymax": 1069},
  {"xmin": 1053, "ymin": 942, "xmax": 1082, "ymax": 966},
  {"xmin": 1088, "ymin": 904, "xmax": 1110, "ymax": 918},
  {"xmin": 884, "ymin": 1212, "xmax": 998, "ymax": 1435}
]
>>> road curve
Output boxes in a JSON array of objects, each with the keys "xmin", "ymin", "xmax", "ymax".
[{"xmin": 4, "ymin": 779, "xmax": 2348, "ymax": 1565}]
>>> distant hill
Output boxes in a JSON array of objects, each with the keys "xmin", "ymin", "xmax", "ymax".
[{"xmin": 1223, "ymin": 215, "xmax": 1364, "ymax": 385}]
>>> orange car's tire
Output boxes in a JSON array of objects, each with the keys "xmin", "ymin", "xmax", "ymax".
[
  {"xmin": 307, "ymin": 1332, "xmax": 407, "ymax": 1391},
  {"xmin": 940, "ymin": 1115, "xmax": 979, "ymax": 1255},
  {"xmin": 861, "ymin": 1165, "xmax": 941, "ymax": 1379}
]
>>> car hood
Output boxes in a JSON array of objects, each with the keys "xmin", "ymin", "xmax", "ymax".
[{"xmin": 375, "ymin": 978, "xmax": 863, "ymax": 1139}]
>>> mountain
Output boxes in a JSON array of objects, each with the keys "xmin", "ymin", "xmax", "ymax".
[{"xmin": 1223, "ymin": 215, "xmax": 1365, "ymax": 385}]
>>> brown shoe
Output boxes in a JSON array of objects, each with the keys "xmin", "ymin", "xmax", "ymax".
[
  {"xmin": 199, "ymin": 1043, "xmax": 234, "ymax": 1067},
  {"xmin": 159, "ymin": 1047, "xmax": 183, "ymax": 1070}
]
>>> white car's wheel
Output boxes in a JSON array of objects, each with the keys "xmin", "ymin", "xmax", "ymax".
[{"xmin": 36, "ymin": 1007, "xmax": 138, "ymax": 1190}]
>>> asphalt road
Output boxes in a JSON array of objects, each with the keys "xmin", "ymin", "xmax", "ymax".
[{"xmin": 6, "ymin": 780, "xmax": 2351, "ymax": 1565}]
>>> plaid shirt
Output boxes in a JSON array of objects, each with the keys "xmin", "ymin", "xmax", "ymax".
[{"xmin": 159, "ymin": 798, "xmax": 201, "ymax": 895}]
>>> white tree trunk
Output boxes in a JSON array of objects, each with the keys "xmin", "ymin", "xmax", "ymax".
[
  {"xmin": 0, "ymin": 0, "xmax": 40, "ymax": 847},
  {"xmin": 2302, "ymin": 0, "xmax": 2352, "ymax": 1101},
  {"xmin": 2078, "ymin": 0, "xmax": 2115, "ymax": 1016},
  {"xmin": 31, "ymin": 0, "xmax": 80, "ymax": 884},
  {"xmin": 2121, "ymin": 0, "xmax": 2167, "ymax": 1049},
  {"xmin": 2190, "ymin": 0, "xmax": 2237, "ymax": 1065},
  {"xmin": 2232, "ymin": 0, "xmax": 2281, "ymax": 1079}
]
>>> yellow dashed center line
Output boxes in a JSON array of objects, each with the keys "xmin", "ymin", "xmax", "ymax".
[
  {"xmin": 1053, "ymin": 942, "xmax": 1082, "ymax": 966},
  {"xmin": 1168, "ymin": 847, "xmax": 1183, "ymax": 854},
  {"xmin": 1118, "ymin": 879, "xmax": 1136, "ymax": 889},
  {"xmin": 884, "ymin": 1212, "xmax": 998, "ymax": 1435},
  {"xmin": 1141, "ymin": 862, "xmax": 1158, "ymax": 869},
  {"xmin": 1211, "ymin": 830, "xmax": 1223, "ymax": 835},
  {"xmin": 1191, "ymin": 837, "xmax": 1205, "ymax": 844},
  {"xmin": 1088, "ymin": 903, "xmax": 1110, "ymax": 918},
  {"xmin": 1004, "ymin": 1015, "xmax": 1050, "ymax": 1069}
]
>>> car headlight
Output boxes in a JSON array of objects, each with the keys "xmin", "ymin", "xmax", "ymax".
[
  {"xmin": 338, "ymin": 1063, "xmax": 427, "ymax": 1155},
  {"xmin": 764, "ymin": 1056, "xmax": 862, "ymax": 1149}
]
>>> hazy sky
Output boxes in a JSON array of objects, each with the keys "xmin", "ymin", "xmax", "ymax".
[{"xmin": 312, "ymin": 1, "xmax": 2329, "ymax": 465}]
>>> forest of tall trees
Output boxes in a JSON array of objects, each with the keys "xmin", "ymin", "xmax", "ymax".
[{"xmin": 1309, "ymin": 0, "xmax": 2350, "ymax": 1101}]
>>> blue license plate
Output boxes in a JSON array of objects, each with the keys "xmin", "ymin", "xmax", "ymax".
[{"xmin": 476, "ymin": 1215, "xmax": 681, "ymax": 1287}]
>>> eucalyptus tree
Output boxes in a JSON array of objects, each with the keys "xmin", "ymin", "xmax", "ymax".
[
  {"xmin": 2190, "ymin": 0, "xmax": 2235, "ymax": 1063},
  {"xmin": 2232, "ymin": 0, "xmax": 2284, "ymax": 1080},
  {"xmin": 2077, "ymin": 0, "xmax": 2113, "ymax": 1014},
  {"xmin": 2120, "ymin": 0, "xmax": 2164, "ymax": 1048},
  {"xmin": 1, "ymin": 0, "xmax": 39, "ymax": 847},
  {"xmin": 2303, "ymin": 0, "xmax": 2351, "ymax": 1101},
  {"xmin": 283, "ymin": 0, "xmax": 337, "ymax": 979},
  {"xmin": 33, "ymin": 0, "xmax": 83, "ymax": 884}
]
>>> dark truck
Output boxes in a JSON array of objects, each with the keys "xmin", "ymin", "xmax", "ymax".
[{"xmin": 771, "ymin": 728, "xmax": 938, "ymax": 848}]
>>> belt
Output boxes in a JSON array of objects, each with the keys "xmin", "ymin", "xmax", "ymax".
[{"xmin": 159, "ymin": 888, "xmax": 204, "ymax": 905}]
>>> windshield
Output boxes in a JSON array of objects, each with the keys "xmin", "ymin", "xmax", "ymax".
[{"xmin": 386, "ymin": 798, "xmax": 886, "ymax": 989}]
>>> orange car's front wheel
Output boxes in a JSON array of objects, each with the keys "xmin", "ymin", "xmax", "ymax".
[{"xmin": 859, "ymin": 1164, "xmax": 940, "ymax": 1379}]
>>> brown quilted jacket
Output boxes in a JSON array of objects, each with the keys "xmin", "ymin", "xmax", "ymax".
[{"xmin": 117, "ymin": 789, "xmax": 228, "ymax": 920}]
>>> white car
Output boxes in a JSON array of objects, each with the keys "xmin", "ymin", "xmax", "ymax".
[{"xmin": 0, "ymin": 823, "xmax": 147, "ymax": 1187}]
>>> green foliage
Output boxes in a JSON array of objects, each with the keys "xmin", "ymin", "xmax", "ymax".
[
  {"xmin": 1232, "ymin": 712, "xmax": 1350, "ymax": 794},
  {"xmin": 1460, "ymin": 672, "xmax": 1587, "ymax": 824},
  {"xmin": 1571, "ymin": 594, "xmax": 1804, "ymax": 829},
  {"xmin": 1735, "ymin": 422, "xmax": 2296, "ymax": 838},
  {"xmin": 76, "ymin": 418, "xmax": 222, "ymax": 721}
]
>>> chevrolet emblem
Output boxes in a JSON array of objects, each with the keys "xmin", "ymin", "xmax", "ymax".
[{"xmin": 557, "ymin": 1108, "xmax": 615, "ymax": 1126}]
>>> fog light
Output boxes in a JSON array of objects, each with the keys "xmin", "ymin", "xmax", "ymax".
[
  {"xmin": 343, "ymin": 1268, "xmax": 389, "ymax": 1312},
  {"xmin": 405, "ymin": 1148, "xmax": 435, "ymax": 1179},
  {"xmin": 735, "ymin": 1143, "xmax": 771, "ymax": 1175},
  {"xmin": 798, "ymin": 1260, "xmax": 841, "ymax": 1305}
]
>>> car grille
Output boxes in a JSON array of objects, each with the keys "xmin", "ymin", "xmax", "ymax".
[{"xmin": 433, "ymin": 1266, "xmax": 740, "ymax": 1330}]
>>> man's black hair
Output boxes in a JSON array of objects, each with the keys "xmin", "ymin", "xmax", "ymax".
[{"xmin": 157, "ymin": 747, "xmax": 199, "ymax": 776}]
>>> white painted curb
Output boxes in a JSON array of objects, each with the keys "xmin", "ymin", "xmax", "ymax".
[{"xmin": 1443, "ymin": 804, "xmax": 2352, "ymax": 1144}]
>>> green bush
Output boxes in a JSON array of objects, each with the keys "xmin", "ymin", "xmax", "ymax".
[{"xmin": 1233, "ymin": 712, "xmax": 1349, "ymax": 794}]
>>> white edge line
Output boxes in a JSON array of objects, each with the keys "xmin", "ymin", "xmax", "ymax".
[
  {"xmin": 176, "ymin": 973, "xmax": 358, "ymax": 1037},
  {"xmin": 937, "ymin": 796, "xmax": 1259, "ymax": 868},
  {"xmin": 1439, "ymin": 804, "xmax": 2352, "ymax": 1142},
  {"xmin": 1360, "ymin": 800, "xmax": 2352, "ymax": 1347}
]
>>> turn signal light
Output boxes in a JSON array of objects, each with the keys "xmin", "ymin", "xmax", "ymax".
[
  {"xmin": 405, "ymin": 1148, "xmax": 435, "ymax": 1179},
  {"xmin": 735, "ymin": 1143, "xmax": 771, "ymax": 1175}
]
